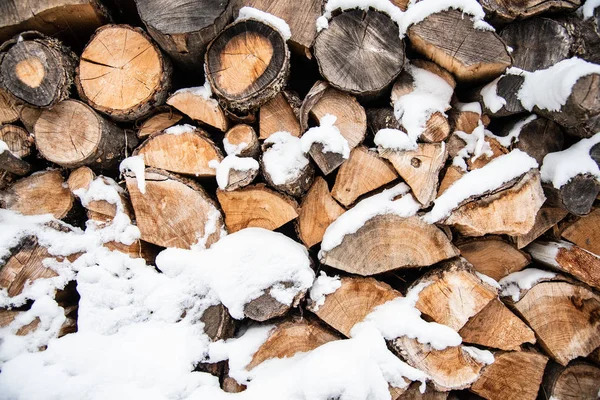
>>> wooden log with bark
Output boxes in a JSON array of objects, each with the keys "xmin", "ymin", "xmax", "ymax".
[
  {"xmin": 0, "ymin": 145, "xmax": 30, "ymax": 176},
  {"xmin": 541, "ymin": 361, "xmax": 600, "ymax": 400},
  {"xmin": 366, "ymin": 108, "xmax": 402, "ymax": 136},
  {"xmin": 473, "ymin": 74, "xmax": 526, "ymax": 118},
  {"xmin": 481, "ymin": 0, "xmax": 581, "ymax": 24},
  {"xmin": 544, "ymin": 173, "xmax": 600, "ymax": 216},
  {"xmin": 224, "ymin": 124, "xmax": 259, "ymax": 159},
  {"xmin": 166, "ymin": 88, "xmax": 228, "ymax": 132}
]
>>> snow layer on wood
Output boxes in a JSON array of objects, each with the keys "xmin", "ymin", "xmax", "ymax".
[
  {"xmin": 393, "ymin": 63, "xmax": 454, "ymax": 143},
  {"xmin": 173, "ymin": 70, "xmax": 213, "ymax": 100},
  {"xmin": 476, "ymin": 272, "xmax": 501, "ymax": 289},
  {"xmin": 164, "ymin": 124, "xmax": 197, "ymax": 135},
  {"xmin": 120, "ymin": 155, "xmax": 146, "ymax": 194},
  {"xmin": 518, "ymin": 58, "xmax": 600, "ymax": 112},
  {"xmin": 453, "ymin": 121, "xmax": 493, "ymax": 170},
  {"xmin": 224, "ymin": 138, "xmax": 248, "ymax": 156},
  {"xmin": 480, "ymin": 76, "xmax": 507, "ymax": 113},
  {"xmin": 424, "ymin": 149, "xmax": 539, "ymax": 223},
  {"xmin": 192, "ymin": 208, "xmax": 226, "ymax": 251},
  {"xmin": 309, "ymin": 271, "xmax": 342, "ymax": 311},
  {"xmin": 209, "ymin": 156, "xmax": 259, "ymax": 190},
  {"xmin": 351, "ymin": 281, "xmax": 462, "ymax": 350},
  {"xmin": 456, "ymin": 101, "xmax": 482, "ymax": 115},
  {"xmin": 237, "ymin": 7, "xmax": 292, "ymax": 41},
  {"xmin": 300, "ymin": 114, "xmax": 350, "ymax": 158},
  {"xmin": 580, "ymin": 0, "xmax": 600, "ymax": 19},
  {"xmin": 263, "ymin": 131, "xmax": 310, "ymax": 185},
  {"xmin": 0, "ymin": 139, "xmax": 8, "ymax": 154},
  {"xmin": 499, "ymin": 268, "xmax": 557, "ymax": 301},
  {"xmin": 321, "ymin": 183, "xmax": 421, "ymax": 252},
  {"xmin": 374, "ymin": 128, "xmax": 418, "ymax": 151},
  {"xmin": 156, "ymin": 228, "xmax": 314, "ymax": 320},
  {"xmin": 486, "ymin": 114, "xmax": 538, "ymax": 148},
  {"xmin": 463, "ymin": 346, "xmax": 495, "ymax": 365},
  {"xmin": 316, "ymin": 0, "xmax": 404, "ymax": 32},
  {"xmin": 540, "ymin": 133, "xmax": 600, "ymax": 189}
]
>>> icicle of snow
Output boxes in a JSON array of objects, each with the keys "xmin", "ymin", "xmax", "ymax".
[
  {"xmin": 263, "ymin": 131, "xmax": 309, "ymax": 185},
  {"xmin": 300, "ymin": 114, "xmax": 350, "ymax": 159},
  {"xmin": 486, "ymin": 114, "xmax": 537, "ymax": 148},
  {"xmin": 309, "ymin": 272, "xmax": 342, "ymax": 311},
  {"xmin": 119, "ymin": 155, "xmax": 146, "ymax": 194},
  {"xmin": 209, "ymin": 156, "xmax": 259, "ymax": 190},
  {"xmin": 480, "ymin": 76, "xmax": 507, "ymax": 113},
  {"xmin": 237, "ymin": 7, "xmax": 292, "ymax": 41},
  {"xmin": 499, "ymin": 268, "xmax": 557, "ymax": 301}
]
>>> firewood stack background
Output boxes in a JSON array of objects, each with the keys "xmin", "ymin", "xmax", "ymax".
[{"xmin": 0, "ymin": 0, "xmax": 600, "ymax": 399}]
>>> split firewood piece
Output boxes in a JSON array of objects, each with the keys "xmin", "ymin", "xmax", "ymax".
[
  {"xmin": 331, "ymin": 146, "xmax": 398, "ymax": 207},
  {"xmin": 126, "ymin": 168, "xmax": 225, "ymax": 249},
  {"xmin": 309, "ymin": 276, "xmax": 402, "ymax": 337},
  {"xmin": 482, "ymin": 0, "xmax": 581, "ymax": 24},
  {"xmin": 296, "ymin": 177, "xmax": 345, "ymax": 248},
  {"xmin": 34, "ymin": 99, "xmax": 130, "ymax": 170},
  {"xmin": 166, "ymin": 88, "xmax": 228, "ymax": 131},
  {"xmin": 320, "ymin": 214, "xmax": 459, "ymax": 276},
  {"xmin": 137, "ymin": 109, "xmax": 183, "ymax": 139},
  {"xmin": 0, "ymin": 144, "xmax": 30, "ymax": 176},
  {"xmin": 526, "ymin": 240, "xmax": 600, "ymax": 290},
  {"xmin": 217, "ymin": 184, "xmax": 298, "ymax": 233},
  {"xmin": 134, "ymin": 126, "xmax": 222, "ymax": 177},
  {"xmin": 459, "ymin": 299, "xmax": 536, "ymax": 351},
  {"xmin": 396, "ymin": 382, "xmax": 447, "ymax": 400},
  {"xmin": 1, "ymin": 170, "xmax": 74, "ymax": 219},
  {"xmin": 512, "ymin": 206, "xmax": 569, "ymax": 249},
  {"xmin": 474, "ymin": 74, "xmax": 527, "ymax": 118},
  {"xmin": 205, "ymin": 19, "xmax": 290, "ymax": 113},
  {"xmin": 437, "ymin": 166, "xmax": 465, "ymax": 197},
  {"xmin": 18, "ymin": 105, "xmax": 42, "ymax": 133},
  {"xmin": 0, "ymin": 88, "xmax": 19, "ymax": 124},
  {"xmin": 76, "ymin": 24, "xmax": 172, "ymax": 122},
  {"xmin": 0, "ymin": 125, "xmax": 33, "ymax": 158},
  {"xmin": 509, "ymin": 279, "xmax": 600, "ymax": 365},
  {"xmin": 366, "ymin": 108, "xmax": 402, "ymax": 135},
  {"xmin": 201, "ymin": 304, "xmax": 235, "ymax": 342},
  {"xmin": 449, "ymin": 109, "xmax": 488, "ymax": 136},
  {"xmin": 0, "ymin": 31, "xmax": 77, "ymax": 108},
  {"xmin": 470, "ymin": 351, "xmax": 548, "ymax": 400},
  {"xmin": 259, "ymin": 92, "xmax": 301, "ymax": 140},
  {"xmin": 133, "ymin": 0, "xmax": 231, "ymax": 71},
  {"xmin": 224, "ymin": 124, "xmax": 260, "ymax": 159},
  {"xmin": 561, "ymin": 207, "xmax": 600, "ymax": 256},
  {"xmin": 314, "ymin": 10, "xmax": 405, "ymax": 98},
  {"xmin": 379, "ymin": 143, "xmax": 447, "ymax": 206},
  {"xmin": 467, "ymin": 137, "xmax": 509, "ymax": 171},
  {"xmin": 457, "ymin": 237, "xmax": 530, "ymax": 281},
  {"xmin": 542, "ymin": 361, "xmax": 600, "ymax": 400},
  {"xmin": 407, "ymin": 9, "xmax": 511, "ymax": 83}
]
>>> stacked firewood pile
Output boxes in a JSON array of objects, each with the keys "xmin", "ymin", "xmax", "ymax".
[{"xmin": 1, "ymin": 0, "xmax": 600, "ymax": 399}]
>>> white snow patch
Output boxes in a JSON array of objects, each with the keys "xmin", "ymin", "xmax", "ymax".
[
  {"xmin": 486, "ymin": 114, "xmax": 538, "ymax": 148},
  {"xmin": 463, "ymin": 346, "xmax": 495, "ymax": 365},
  {"xmin": 476, "ymin": 272, "xmax": 501, "ymax": 290},
  {"xmin": 374, "ymin": 128, "xmax": 418, "ymax": 151},
  {"xmin": 173, "ymin": 70, "xmax": 213, "ymax": 100},
  {"xmin": 119, "ymin": 155, "xmax": 146, "ymax": 194},
  {"xmin": 209, "ymin": 156, "xmax": 258, "ymax": 190},
  {"xmin": 191, "ymin": 208, "xmax": 226, "ymax": 251},
  {"xmin": 164, "ymin": 124, "xmax": 197, "ymax": 135},
  {"xmin": 480, "ymin": 76, "xmax": 507, "ymax": 113},
  {"xmin": 580, "ymin": 0, "xmax": 600, "ymax": 19},
  {"xmin": 223, "ymin": 138, "xmax": 248, "ymax": 156},
  {"xmin": 237, "ymin": 7, "xmax": 291, "ymax": 41},
  {"xmin": 317, "ymin": 0, "xmax": 404, "ymax": 32},
  {"xmin": 0, "ymin": 139, "xmax": 9, "ymax": 154},
  {"xmin": 456, "ymin": 101, "xmax": 482, "ymax": 115},
  {"xmin": 309, "ymin": 271, "xmax": 342, "ymax": 311},
  {"xmin": 262, "ymin": 131, "xmax": 309, "ymax": 185},
  {"xmin": 453, "ymin": 120, "xmax": 494, "ymax": 168},
  {"xmin": 499, "ymin": 268, "xmax": 557, "ymax": 301},
  {"xmin": 300, "ymin": 114, "xmax": 350, "ymax": 159}
]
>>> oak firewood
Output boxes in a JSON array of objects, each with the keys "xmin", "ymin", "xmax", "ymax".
[
  {"xmin": 224, "ymin": 124, "xmax": 260, "ymax": 159},
  {"xmin": 561, "ymin": 207, "xmax": 600, "ymax": 255},
  {"xmin": 542, "ymin": 361, "xmax": 600, "ymax": 400},
  {"xmin": 166, "ymin": 88, "xmax": 228, "ymax": 132},
  {"xmin": 216, "ymin": 184, "xmax": 298, "ymax": 233},
  {"xmin": 137, "ymin": 109, "xmax": 183, "ymax": 139},
  {"xmin": 497, "ymin": 116, "xmax": 564, "ymax": 165},
  {"xmin": 134, "ymin": 127, "xmax": 223, "ymax": 177},
  {"xmin": 259, "ymin": 92, "xmax": 301, "ymax": 140},
  {"xmin": 1, "ymin": 170, "xmax": 74, "ymax": 219},
  {"xmin": 544, "ymin": 173, "xmax": 600, "ymax": 216},
  {"xmin": 0, "ymin": 88, "xmax": 19, "ymax": 124},
  {"xmin": 76, "ymin": 24, "xmax": 172, "ymax": 122},
  {"xmin": 134, "ymin": 0, "xmax": 231, "ymax": 71},
  {"xmin": 511, "ymin": 206, "xmax": 569, "ymax": 249},
  {"xmin": 0, "ymin": 32, "xmax": 77, "ymax": 108},
  {"xmin": 0, "ymin": 145, "xmax": 30, "ymax": 176},
  {"xmin": 449, "ymin": 110, "xmax": 486, "ymax": 136},
  {"xmin": 407, "ymin": 9, "xmax": 511, "ymax": 83},
  {"xmin": 201, "ymin": 304, "xmax": 235, "ymax": 342},
  {"xmin": 457, "ymin": 237, "xmax": 531, "ymax": 281},
  {"xmin": 34, "ymin": 99, "xmax": 131, "ymax": 171},
  {"xmin": 482, "ymin": 0, "xmax": 581, "ymax": 24},
  {"xmin": 314, "ymin": 10, "xmax": 405, "ymax": 98},
  {"xmin": 319, "ymin": 214, "xmax": 459, "ymax": 276},
  {"xmin": 296, "ymin": 176, "xmax": 345, "ymax": 248},
  {"xmin": 126, "ymin": 168, "xmax": 225, "ymax": 249},
  {"xmin": 470, "ymin": 351, "xmax": 548, "ymax": 400},
  {"xmin": 366, "ymin": 108, "xmax": 402, "ymax": 136},
  {"xmin": 331, "ymin": 146, "xmax": 398, "ymax": 207},
  {"xmin": 309, "ymin": 276, "xmax": 402, "ymax": 337},
  {"xmin": 205, "ymin": 19, "xmax": 290, "ymax": 113},
  {"xmin": 379, "ymin": 143, "xmax": 447, "ymax": 206}
]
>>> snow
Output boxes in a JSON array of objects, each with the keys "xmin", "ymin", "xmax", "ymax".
[
  {"xmin": 317, "ymin": 0, "xmax": 404, "ymax": 32},
  {"xmin": 237, "ymin": 7, "xmax": 292, "ymax": 41},
  {"xmin": 164, "ymin": 124, "xmax": 197, "ymax": 135},
  {"xmin": 424, "ymin": 149, "xmax": 539, "ymax": 223},
  {"xmin": 309, "ymin": 271, "xmax": 342, "ymax": 311},
  {"xmin": 223, "ymin": 138, "xmax": 248, "ymax": 156},
  {"xmin": 262, "ymin": 131, "xmax": 309, "ymax": 185},
  {"xmin": 374, "ymin": 128, "xmax": 418, "ymax": 151},
  {"xmin": 476, "ymin": 272, "xmax": 501, "ymax": 290},
  {"xmin": 480, "ymin": 76, "xmax": 507, "ymax": 113},
  {"xmin": 580, "ymin": 0, "xmax": 600, "ymax": 19},
  {"xmin": 209, "ymin": 156, "xmax": 259, "ymax": 190},
  {"xmin": 486, "ymin": 114, "xmax": 537, "ymax": 148},
  {"xmin": 0, "ymin": 139, "xmax": 8, "ymax": 154},
  {"xmin": 119, "ymin": 155, "xmax": 146, "ymax": 194},
  {"xmin": 173, "ymin": 77, "xmax": 213, "ymax": 100},
  {"xmin": 463, "ymin": 346, "xmax": 495, "ymax": 365},
  {"xmin": 300, "ymin": 114, "xmax": 350, "ymax": 159},
  {"xmin": 540, "ymin": 133, "xmax": 600, "ymax": 189},
  {"xmin": 452, "ymin": 120, "xmax": 494, "ymax": 169},
  {"xmin": 499, "ymin": 268, "xmax": 557, "ymax": 301},
  {"xmin": 518, "ymin": 57, "xmax": 600, "ymax": 112},
  {"xmin": 456, "ymin": 101, "xmax": 482, "ymax": 115},
  {"xmin": 321, "ymin": 183, "xmax": 421, "ymax": 252}
]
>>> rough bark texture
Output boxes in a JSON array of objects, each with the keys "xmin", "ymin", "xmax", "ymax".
[
  {"xmin": 504, "ymin": 117, "xmax": 564, "ymax": 165},
  {"xmin": 474, "ymin": 74, "xmax": 526, "ymax": 117},
  {"xmin": 261, "ymin": 141, "xmax": 314, "ymax": 198},
  {"xmin": 543, "ymin": 173, "xmax": 600, "ymax": 216}
]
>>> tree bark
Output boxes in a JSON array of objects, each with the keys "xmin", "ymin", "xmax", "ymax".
[
  {"xmin": 543, "ymin": 174, "xmax": 600, "ymax": 216},
  {"xmin": 481, "ymin": 0, "xmax": 581, "ymax": 24},
  {"xmin": 224, "ymin": 124, "xmax": 259, "ymax": 158}
]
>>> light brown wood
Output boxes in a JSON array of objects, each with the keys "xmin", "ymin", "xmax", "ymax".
[
  {"xmin": 0, "ymin": 309, "xmax": 40, "ymax": 336},
  {"xmin": 451, "ymin": 110, "xmax": 481, "ymax": 135},
  {"xmin": 319, "ymin": 214, "xmax": 459, "ymax": 276},
  {"xmin": 224, "ymin": 124, "xmax": 259, "ymax": 158},
  {"xmin": 18, "ymin": 105, "xmax": 42, "ymax": 133},
  {"xmin": 468, "ymin": 137, "xmax": 509, "ymax": 170},
  {"xmin": 259, "ymin": 92, "xmax": 301, "ymax": 140},
  {"xmin": 309, "ymin": 276, "xmax": 402, "ymax": 337},
  {"xmin": 0, "ymin": 87, "xmax": 19, "ymax": 124},
  {"xmin": 0, "ymin": 125, "xmax": 33, "ymax": 158},
  {"xmin": 331, "ymin": 146, "xmax": 398, "ymax": 207},
  {"xmin": 166, "ymin": 89, "xmax": 228, "ymax": 131},
  {"xmin": 126, "ymin": 168, "xmax": 225, "ymax": 249},
  {"xmin": 296, "ymin": 177, "xmax": 345, "ymax": 248},
  {"xmin": 437, "ymin": 165, "xmax": 464, "ymax": 197},
  {"xmin": 66, "ymin": 166, "xmax": 95, "ymax": 193},
  {"xmin": 216, "ymin": 184, "xmax": 298, "ymax": 233},
  {"xmin": 542, "ymin": 361, "xmax": 600, "ymax": 400},
  {"xmin": 561, "ymin": 207, "xmax": 600, "ymax": 256},
  {"xmin": 512, "ymin": 206, "xmax": 569, "ymax": 249},
  {"xmin": 457, "ymin": 237, "xmax": 531, "ymax": 281},
  {"xmin": 137, "ymin": 110, "xmax": 183, "ymax": 138},
  {"xmin": 481, "ymin": 0, "xmax": 582, "ymax": 23}
]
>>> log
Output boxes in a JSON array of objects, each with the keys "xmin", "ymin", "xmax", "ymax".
[
  {"xmin": 0, "ymin": 306, "xmax": 77, "ymax": 338},
  {"xmin": 18, "ymin": 105, "xmax": 43, "ymax": 132},
  {"xmin": 126, "ymin": 168, "xmax": 225, "ymax": 249},
  {"xmin": 0, "ymin": 31, "xmax": 77, "ymax": 108},
  {"xmin": 511, "ymin": 206, "xmax": 569, "ymax": 249},
  {"xmin": 542, "ymin": 361, "xmax": 600, "ymax": 400},
  {"xmin": 457, "ymin": 237, "xmax": 531, "ymax": 281},
  {"xmin": 0, "ymin": 125, "xmax": 33, "ymax": 158},
  {"xmin": 499, "ymin": 116, "xmax": 564, "ymax": 165},
  {"xmin": 544, "ymin": 174, "xmax": 600, "ymax": 216},
  {"xmin": 216, "ymin": 184, "xmax": 298, "ymax": 233},
  {"xmin": 296, "ymin": 176, "xmax": 345, "ymax": 248},
  {"xmin": 134, "ymin": 127, "xmax": 223, "ymax": 177},
  {"xmin": 259, "ymin": 92, "xmax": 301, "ymax": 140},
  {"xmin": 76, "ymin": 24, "xmax": 172, "ymax": 122},
  {"xmin": 331, "ymin": 146, "xmax": 398, "ymax": 207},
  {"xmin": 475, "ymin": 74, "xmax": 526, "ymax": 118},
  {"xmin": 224, "ymin": 124, "xmax": 259, "ymax": 158},
  {"xmin": 319, "ymin": 214, "xmax": 459, "ymax": 276},
  {"xmin": 205, "ymin": 19, "xmax": 290, "ymax": 113},
  {"xmin": 1, "ymin": 170, "xmax": 74, "ymax": 219},
  {"xmin": 437, "ymin": 166, "xmax": 465, "ymax": 197},
  {"xmin": 260, "ymin": 137, "xmax": 314, "ymax": 198},
  {"xmin": 379, "ymin": 143, "xmax": 447, "ymax": 206},
  {"xmin": 133, "ymin": 0, "xmax": 231, "ymax": 71},
  {"xmin": 561, "ymin": 207, "xmax": 600, "ymax": 256},
  {"xmin": 314, "ymin": 10, "xmax": 405, "ymax": 98},
  {"xmin": 137, "ymin": 109, "xmax": 183, "ymax": 139},
  {"xmin": 366, "ymin": 108, "xmax": 402, "ymax": 136},
  {"xmin": 166, "ymin": 88, "xmax": 228, "ymax": 132},
  {"xmin": 0, "ymin": 88, "xmax": 19, "ymax": 124},
  {"xmin": 200, "ymin": 304, "xmax": 235, "ymax": 342},
  {"xmin": 470, "ymin": 351, "xmax": 548, "ymax": 400},
  {"xmin": 34, "ymin": 99, "xmax": 134, "ymax": 171},
  {"xmin": 0, "ymin": 145, "xmax": 30, "ymax": 176},
  {"xmin": 481, "ymin": 0, "xmax": 581, "ymax": 24},
  {"xmin": 407, "ymin": 9, "xmax": 511, "ymax": 83},
  {"xmin": 309, "ymin": 276, "xmax": 402, "ymax": 337}
]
